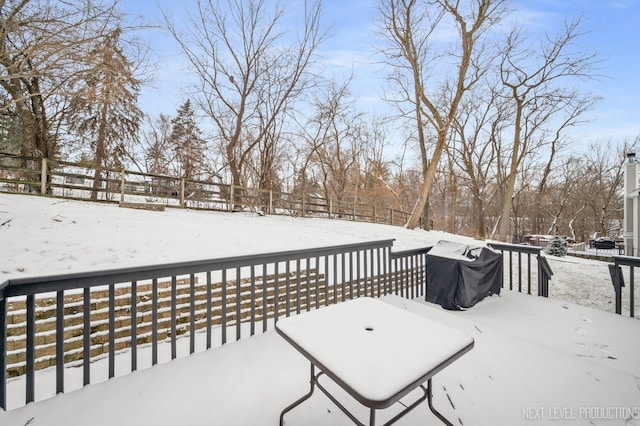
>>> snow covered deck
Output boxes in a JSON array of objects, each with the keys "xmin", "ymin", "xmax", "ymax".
[{"xmin": 1, "ymin": 292, "xmax": 640, "ymax": 426}]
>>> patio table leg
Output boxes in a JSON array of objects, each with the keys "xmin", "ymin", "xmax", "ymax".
[
  {"xmin": 279, "ymin": 363, "xmax": 317, "ymax": 426},
  {"xmin": 427, "ymin": 378, "xmax": 454, "ymax": 426},
  {"xmin": 315, "ymin": 372, "xmax": 367, "ymax": 426},
  {"xmin": 380, "ymin": 384, "xmax": 428, "ymax": 426},
  {"xmin": 281, "ymin": 368, "xmax": 455, "ymax": 426}
]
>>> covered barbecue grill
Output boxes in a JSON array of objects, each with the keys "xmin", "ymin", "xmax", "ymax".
[{"xmin": 426, "ymin": 240, "xmax": 503, "ymax": 310}]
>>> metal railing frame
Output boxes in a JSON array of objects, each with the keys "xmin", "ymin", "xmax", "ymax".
[
  {"xmin": 487, "ymin": 242, "xmax": 553, "ymax": 298},
  {"xmin": 0, "ymin": 239, "xmax": 434, "ymax": 411},
  {"xmin": 0, "ymin": 240, "xmax": 557, "ymax": 411}
]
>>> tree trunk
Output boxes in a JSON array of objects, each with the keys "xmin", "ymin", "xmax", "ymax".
[
  {"xmin": 92, "ymin": 101, "xmax": 109, "ymax": 201},
  {"xmin": 475, "ymin": 193, "xmax": 485, "ymax": 239},
  {"xmin": 27, "ymin": 79, "xmax": 51, "ymax": 159},
  {"xmin": 497, "ymin": 100, "xmax": 523, "ymax": 241},
  {"xmin": 406, "ymin": 130, "xmax": 447, "ymax": 229}
]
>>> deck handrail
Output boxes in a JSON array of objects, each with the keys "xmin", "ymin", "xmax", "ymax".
[
  {"xmin": 1, "ymin": 239, "xmax": 435, "ymax": 411},
  {"xmin": 1, "ymin": 241, "xmax": 558, "ymax": 411},
  {"xmin": 487, "ymin": 242, "xmax": 553, "ymax": 297}
]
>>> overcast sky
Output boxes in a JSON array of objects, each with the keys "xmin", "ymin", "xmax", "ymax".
[{"xmin": 119, "ymin": 0, "xmax": 640, "ymax": 147}]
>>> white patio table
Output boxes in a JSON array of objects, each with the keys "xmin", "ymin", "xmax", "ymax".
[{"xmin": 276, "ymin": 297, "xmax": 474, "ymax": 426}]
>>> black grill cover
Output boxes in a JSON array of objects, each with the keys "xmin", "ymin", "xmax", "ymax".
[{"xmin": 426, "ymin": 240, "xmax": 503, "ymax": 310}]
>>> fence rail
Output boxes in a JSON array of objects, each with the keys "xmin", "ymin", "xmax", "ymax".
[
  {"xmin": 0, "ymin": 152, "xmax": 413, "ymax": 227},
  {"xmin": 0, "ymin": 239, "xmax": 436, "ymax": 411}
]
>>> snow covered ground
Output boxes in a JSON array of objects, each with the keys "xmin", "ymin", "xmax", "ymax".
[
  {"xmin": 0, "ymin": 193, "xmax": 463, "ymax": 278},
  {"xmin": 0, "ymin": 293, "xmax": 639, "ymax": 426},
  {"xmin": 0, "ymin": 192, "xmax": 636, "ymax": 315},
  {"xmin": 1, "ymin": 193, "xmax": 640, "ymax": 425}
]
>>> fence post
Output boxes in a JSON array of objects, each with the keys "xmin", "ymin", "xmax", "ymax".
[
  {"xmin": 40, "ymin": 158, "xmax": 47, "ymax": 195},
  {"xmin": 229, "ymin": 185, "xmax": 235, "ymax": 212},
  {"xmin": 120, "ymin": 169, "xmax": 125, "ymax": 202},
  {"xmin": 352, "ymin": 202, "xmax": 356, "ymax": 221},
  {"xmin": 302, "ymin": 193, "xmax": 306, "ymax": 217},
  {"xmin": 329, "ymin": 198, "xmax": 333, "ymax": 219},
  {"xmin": 373, "ymin": 205, "xmax": 377, "ymax": 223},
  {"xmin": 269, "ymin": 190, "xmax": 273, "ymax": 214}
]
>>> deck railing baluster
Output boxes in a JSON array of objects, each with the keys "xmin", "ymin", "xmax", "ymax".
[
  {"xmin": 274, "ymin": 263, "xmax": 280, "ymax": 322},
  {"xmin": 235, "ymin": 267, "xmax": 241, "ymax": 341},
  {"xmin": 190, "ymin": 273, "xmax": 196, "ymax": 354},
  {"xmin": 171, "ymin": 276, "xmax": 177, "ymax": 358},
  {"xmin": 56, "ymin": 290, "xmax": 64, "ymax": 394},
  {"xmin": 0, "ymin": 296, "xmax": 6, "ymax": 410},
  {"xmin": 26, "ymin": 294, "xmax": 35, "ymax": 404},
  {"xmin": 109, "ymin": 284, "xmax": 115, "ymax": 378},
  {"xmin": 250, "ymin": 265, "xmax": 256, "ymax": 336},
  {"xmin": 262, "ymin": 264, "xmax": 268, "ymax": 332},
  {"xmin": 83, "ymin": 288, "xmax": 90, "ymax": 385},
  {"xmin": 131, "ymin": 282, "xmax": 137, "ymax": 371},
  {"xmin": 296, "ymin": 259, "xmax": 301, "ymax": 313},
  {"xmin": 305, "ymin": 259, "xmax": 311, "ymax": 312},
  {"xmin": 151, "ymin": 278, "xmax": 158, "ymax": 365},
  {"xmin": 222, "ymin": 269, "xmax": 227, "ymax": 344},
  {"xmin": 314, "ymin": 257, "xmax": 320, "ymax": 310},
  {"xmin": 206, "ymin": 272, "xmax": 212, "ymax": 349}
]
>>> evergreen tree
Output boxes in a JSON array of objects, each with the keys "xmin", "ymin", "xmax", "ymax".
[
  {"xmin": 67, "ymin": 28, "xmax": 142, "ymax": 199},
  {"xmin": 169, "ymin": 100, "xmax": 207, "ymax": 180},
  {"xmin": 0, "ymin": 109, "xmax": 21, "ymax": 154},
  {"xmin": 545, "ymin": 236, "xmax": 567, "ymax": 257}
]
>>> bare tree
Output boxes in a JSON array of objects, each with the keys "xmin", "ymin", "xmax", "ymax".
[
  {"xmin": 359, "ymin": 116, "xmax": 401, "ymax": 211},
  {"xmin": 378, "ymin": 0, "xmax": 506, "ymax": 229},
  {"xmin": 543, "ymin": 156, "xmax": 586, "ymax": 237},
  {"xmin": 167, "ymin": 0, "xmax": 327, "ymax": 187},
  {"xmin": 529, "ymin": 95, "xmax": 597, "ymax": 234},
  {"xmin": 0, "ymin": 0, "xmax": 125, "ymax": 159},
  {"xmin": 299, "ymin": 79, "xmax": 366, "ymax": 203},
  {"xmin": 495, "ymin": 18, "xmax": 600, "ymax": 240},
  {"xmin": 449, "ymin": 81, "xmax": 506, "ymax": 238},
  {"xmin": 581, "ymin": 140, "xmax": 637, "ymax": 238},
  {"xmin": 138, "ymin": 113, "xmax": 173, "ymax": 175}
]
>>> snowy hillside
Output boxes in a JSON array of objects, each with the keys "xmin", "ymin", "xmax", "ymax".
[{"xmin": 0, "ymin": 192, "xmax": 632, "ymax": 316}]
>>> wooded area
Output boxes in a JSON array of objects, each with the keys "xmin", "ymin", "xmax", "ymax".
[{"xmin": 1, "ymin": 0, "xmax": 637, "ymax": 244}]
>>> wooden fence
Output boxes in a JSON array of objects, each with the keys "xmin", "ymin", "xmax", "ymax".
[{"xmin": 0, "ymin": 152, "xmax": 415, "ymax": 227}]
